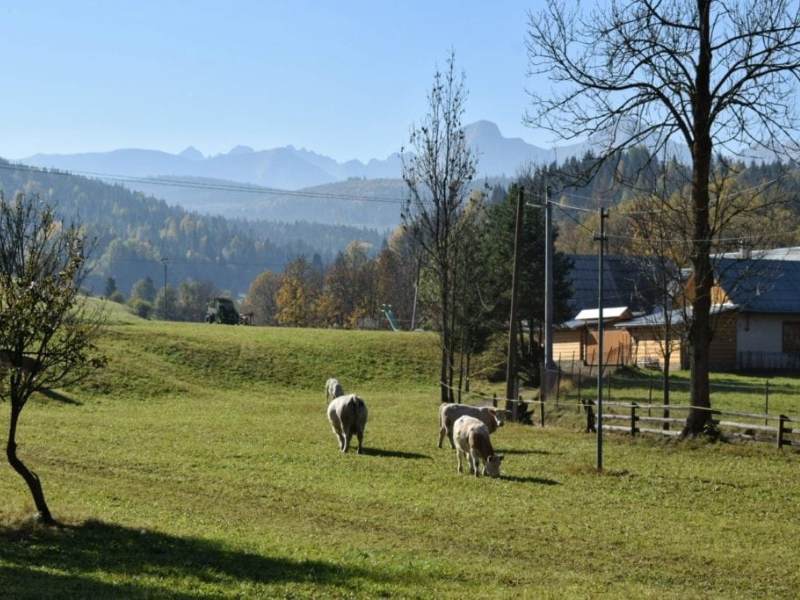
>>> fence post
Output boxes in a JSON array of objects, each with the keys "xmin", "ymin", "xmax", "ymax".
[
  {"xmin": 765, "ymin": 380, "xmax": 770, "ymax": 427},
  {"xmin": 608, "ymin": 371, "xmax": 612, "ymax": 401},
  {"xmin": 585, "ymin": 399, "xmax": 596, "ymax": 433},
  {"xmin": 577, "ymin": 372, "xmax": 583, "ymax": 413},
  {"xmin": 555, "ymin": 367, "xmax": 562, "ymax": 407},
  {"xmin": 539, "ymin": 397, "xmax": 545, "ymax": 428},
  {"xmin": 630, "ymin": 402, "xmax": 638, "ymax": 436},
  {"xmin": 777, "ymin": 414, "xmax": 787, "ymax": 448},
  {"xmin": 492, "ymin": 393, "xmax": 497, "ymax": 408}
]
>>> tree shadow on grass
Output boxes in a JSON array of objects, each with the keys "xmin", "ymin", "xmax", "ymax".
[
  {"xmin": 496, "ymin": 448, "xmax": 553, "ymax": 456},
  {"xmin": 36, "ymin": 388, "xmax": 82, "ymax": 405},
  {"xmin": 0, "ymin": 519, "xmax": 403, "ymax": 598},
  {"xmin": 499, "ymin": 475, "xmax": 560, "ymax": 485},
  {"xmin": 360, "ymin": 447, "xmax": 431, "ymax": 460}
]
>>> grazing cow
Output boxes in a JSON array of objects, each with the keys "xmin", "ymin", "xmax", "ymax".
[
  {"xmin": 438, "ymin": 403, "xmax": 502, "ymax": 449},
  {"xmin": 325, "ymin": 377, "xmax": 344, "ymax": 402},
  {"xmin": 327, "ymin": 394, "xmax": 368, "ymax": 453},
  {"xmin": 453, "ymin": 415, "xmax": 504, "ymax": 478}
]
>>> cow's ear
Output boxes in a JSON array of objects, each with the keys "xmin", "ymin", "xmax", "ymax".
[{"xmin": 496, "ymin": 454, "xmax": 504, "ymax": 462}]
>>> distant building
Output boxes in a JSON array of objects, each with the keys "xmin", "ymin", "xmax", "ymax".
[{"xmin": 554, "ymin": 254, "xmax": 800, "ymax": 371}]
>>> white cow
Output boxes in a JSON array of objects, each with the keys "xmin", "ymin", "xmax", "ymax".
[
  {"xmin": 438, "ymin": 403, "xmax": 502, "ymax": 449},
  {"xmin": 327, "ymin": 394, "xmax": 368, "ymax": 454},
  {"xmin": 453, "ymin": 415, "xmax": 504, "ymax": 478},
  {"xmin": 325, "ymin": 377, "xmax": 344, "ymax": 402}
]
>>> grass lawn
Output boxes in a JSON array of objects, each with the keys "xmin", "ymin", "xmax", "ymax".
[{"xmin": 1, "ymin": 309, "xmax": 799, "ymax": 598}]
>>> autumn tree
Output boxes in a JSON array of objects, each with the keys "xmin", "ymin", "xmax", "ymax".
[
  {"xmin": 276, "ymin": 256, "xmax": 321, "ymax": 327},
  {"xmin": 527, "ymin": 0, "xmax": 800, "ymax": 435},
  {"xmin": 176, "ymin": 279, "xmax": 217, "ymax": 322},
  {"xmin": 402, "ymin": 52, "xmax": 477, "ymax": 402},
  {"xmin": 130, "ymin": 276, "xmax": 156, "ymax": 303},
  {"xmin": 374, "ymin": 228, "xmax": 419, "ymax": 327},
  {"xmin": 241, "ymin": 271, "xmax": 282, "ymax": 325},
  {"xmin": 154, "ymin": 285, "xmax": 178, "ymax": 321},
  {"xmin": 0, "ymin": 193, "xmax": 104, "ymax": 524}
]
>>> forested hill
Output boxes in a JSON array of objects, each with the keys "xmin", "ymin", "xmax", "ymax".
[{"xmin": 0, "ymin": 160, "xmax": 386, "ymax": 295}]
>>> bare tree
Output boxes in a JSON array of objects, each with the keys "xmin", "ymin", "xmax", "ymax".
[
  {"xmin": 0, "ymin": 193, "xmax": 105, "ymax": 524},
  {"xmin": 527, "ymin": 0, "xmax": 800, "ymax": 434},
  {"xmin": 402, "ymin": 53, "xmax": 477, "ymax": 403}
]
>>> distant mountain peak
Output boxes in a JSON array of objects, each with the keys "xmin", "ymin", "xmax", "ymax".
[
  {"xmin": 179, "ymin": 146, "xmax": 204, "ymax": 160},
  {"xmin": 228, "ymin": 145, "xmax": 254, "ymax": 155},
  {"xmin": 464, "ymin": 120, "xmax": 503, "ymax": 139}
]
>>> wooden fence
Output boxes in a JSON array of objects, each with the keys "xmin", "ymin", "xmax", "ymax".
[{"xmin": 592, "ymin": 401, "xmax": 798, "ymax": 448}]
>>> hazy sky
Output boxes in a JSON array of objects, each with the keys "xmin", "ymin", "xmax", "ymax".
[{"xmin": 0, "ymin": 0, "xmax": 554, "ymax": 162}]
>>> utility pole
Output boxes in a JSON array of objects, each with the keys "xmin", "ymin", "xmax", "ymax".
[
  {"xmin": 543, "ymin": 184, "xmax": 556, "ymax": 401},
  {"xmin": 506, "ymin": 187, "xmax": 525, "ymax": 418},
  {"xmin": 161, "ymin": 257, "xmax": 169, "ymax": 319},
  {"xmin": 594, "ymin": 207, "xmax": 608, "ymax": 471}
]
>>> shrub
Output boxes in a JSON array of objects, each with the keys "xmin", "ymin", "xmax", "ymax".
[{"xmin": 130, "ymin": 299, "xmax": 153, "ymax": 319}]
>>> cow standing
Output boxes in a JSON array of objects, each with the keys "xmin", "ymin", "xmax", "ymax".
[
  {"xmin": 438, "ymin": 403, "xmax": 502, "ymax": 449},
  {"xmin": 453, "ymin": 415, "xmax": 504, "ymax": 477},
  {"xmin": 325, "ymin": 377, "xmax": 344, "ymax": 402},
  {"xmin": 327, "ymin": 394, "xmax": 368, "ymax": 454}
]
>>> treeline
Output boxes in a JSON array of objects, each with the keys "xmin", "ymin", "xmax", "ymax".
[
  {"xmin": 0, "ymin": 160, "xmax": 386, "ymax": 295},
  {"xmin": 238, "ymin": 181, "xmax": 573, "ymax": 385},
  {"xmin": 555, "ymin": 157, "xmax": 800, "ymax": 253}
]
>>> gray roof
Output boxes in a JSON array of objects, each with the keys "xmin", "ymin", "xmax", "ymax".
[
  {"xmin": 718, "ymin": 246, "xmax": 800, "ymax": 261},
  {"xmin": 617, "ymin": 304, "xmax": 737, "ymax": 328},
  {"xmin": 566, "ymin": 255, "xmax": 663, "ymax": 314},
  {"xmin": 716, "ymin": 258, "xmax": 800, "ymax": 314}
]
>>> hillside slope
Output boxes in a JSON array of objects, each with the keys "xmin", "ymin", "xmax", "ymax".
[{"xmin": 77, "ymin": 317, "xmax": 440, "ymax": 400}]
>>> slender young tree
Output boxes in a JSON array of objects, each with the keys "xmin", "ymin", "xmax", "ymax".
[
  {"xmin": 402, "ymin": 52, "xmax": 477, "ymax": 403},
  {"xmin": 0, "ymin": 193, "xmax": 105, "ymax": 524},
  {"xmin": 527, "ymin": 0, "xmax": 800, "ymax": 434}
]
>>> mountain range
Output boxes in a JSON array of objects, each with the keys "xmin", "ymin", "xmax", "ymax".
[{"xmin": 19, "ymin": 121, "xmax": 590, "ymax": 190}]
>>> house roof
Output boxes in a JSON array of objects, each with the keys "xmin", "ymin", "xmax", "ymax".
[
  {"xmin": 566, "ymin": 255, "xmax": 662, "ymax": 315},
  {"xmin": 574, "ymin": 306, "xmax": 630, "ymax": 321},
  {"xmin": 617, "ymin": 303, "xmax": 737, "ymax": 329},
  {"xmin": 718, "ymin": 246, "xmax": 800, "ymax": 261},
  {"xmin": 716, "ymin": 258, "xmax": 800, "ymax": 314}
]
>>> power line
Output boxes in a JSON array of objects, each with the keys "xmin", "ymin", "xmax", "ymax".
[
  {"xmin": 0, "ymin": 161, "xmax": 406, "ymax": 205},
  {"xmin": 553, "ymin": 202, "xmax": 597, "ymax": 237}
]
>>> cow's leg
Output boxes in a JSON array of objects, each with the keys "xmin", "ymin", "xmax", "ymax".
[
  {"xmin": 330, "ymin": 419, "xmax": 345, "ymax": 451},
  {"xmin": 456, "ymin": 448, "xmax": 464, "ymax": 473},
  {"xmin": 355, "ymin": 427, "xmax": 364, "ymax": 454},
  {"xmin": 438, "ymin": 426, "xmax": 446, "ymax": 449},
  {"xmin": 470, "ymin": 450, "xmax": 481, "ymax": 477},
  {"xmin": 342, "ymin": 428, "xmax": 351, "ymax": 453},
  {"xmin": 447, "ymin": 424, "xmax": 456, "ymax": 449}
]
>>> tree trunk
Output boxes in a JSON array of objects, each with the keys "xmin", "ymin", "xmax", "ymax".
[
  {"xmin": 662, "ymin": 351, "xmax": 671, "ymax": 431},
  {"xmin": 684, "ymin": 0, "xmax": 714, "ymax": 436},
  {"xmin": 7, "ymin": 402, "xmax": 55, "ymax": 525},
  {"xmin": 465, "ymin": 352, "xmax": 471, "ymax": 392},
  {"xmin": 440, "ymin": 260, "xmax": 451, "ymax": 403}
]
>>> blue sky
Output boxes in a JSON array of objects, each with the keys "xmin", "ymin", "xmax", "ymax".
[{"xmin": 0, "ymin": 1, "xmax": 552, "ymax": 162}]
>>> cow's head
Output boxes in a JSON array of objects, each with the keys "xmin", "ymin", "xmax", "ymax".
[
  {"xmin": 484, "ymin": 454, "xmax": 504, "ymax": 478},
  {"xmin": 486, "ymin": 408, "xmax": 504, "ymax": 429}
]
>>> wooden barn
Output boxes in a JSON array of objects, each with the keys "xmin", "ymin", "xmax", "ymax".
[{"xmin": 553, "ymin": 255, "xmax": 659, "ymax": 365}]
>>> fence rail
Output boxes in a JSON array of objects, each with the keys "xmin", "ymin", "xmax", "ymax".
[
  {"xmin": 441, "ymin": 379, "xmax": 799, "ymax": 449},
  {"xmin": 595, "ymin": 400, "xmax": 797, "ymax": 448}
]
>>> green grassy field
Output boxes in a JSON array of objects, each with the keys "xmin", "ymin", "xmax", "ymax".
[{"xmin": 1, "ymin": 307, "xmax": 799, "ymax": 598}]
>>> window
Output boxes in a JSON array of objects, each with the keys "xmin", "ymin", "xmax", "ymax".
[{"xmin": 782, "ymin": 322, "xmax": 800, "ymax": 353}]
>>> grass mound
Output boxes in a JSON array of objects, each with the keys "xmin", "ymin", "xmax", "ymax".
[{"xmin": 77, "ymin": 321, "xmax": 440, "ymax": 399}]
